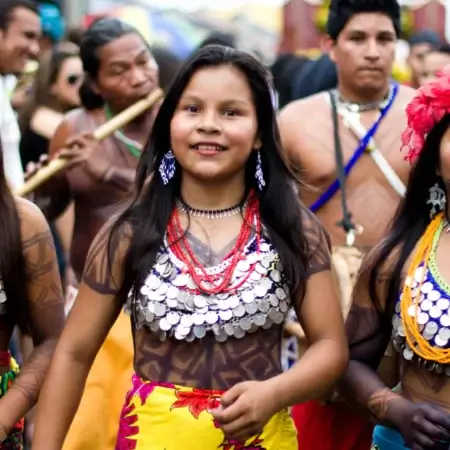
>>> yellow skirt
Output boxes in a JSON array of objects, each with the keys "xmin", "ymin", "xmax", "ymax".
[
  {"xmin": 115, "ymin": 374, "xmax": 297, "ymax": 450},
  {"xmin": 63, "ymin": 312, "xmax": 133, "ymax": 450}
]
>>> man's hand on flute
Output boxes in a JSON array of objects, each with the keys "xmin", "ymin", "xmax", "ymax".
[{"xmin": 56, "ymin": 133, "xmax": 110, "ymax": 183}]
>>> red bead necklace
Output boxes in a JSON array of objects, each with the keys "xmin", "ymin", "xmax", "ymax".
[{"xmin": 167, "ymin": 193, "xmax": 261, "ymax": 295}]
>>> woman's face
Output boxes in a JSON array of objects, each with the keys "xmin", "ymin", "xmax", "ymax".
[
  {"xmin": 94, "ymin": 33, "xmax": 159, "ymax": 109},
  {"xmin": 170, "ymin": 64, "xmax": 260, "ymax": 185},
  {"xmin": 51, "ymin": 56, "xmax": 83, "ymax": 107},
  {"xmin": 439, "ymin": 126, "xmax": 450, "ymax": 184}
]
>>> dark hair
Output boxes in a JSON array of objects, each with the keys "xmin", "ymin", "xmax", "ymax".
[
  {"xmin": 0, "ymin": 143, "xmax": 30, "ymax": 332},
  {"xmin": 151, "ymin": 46, "xmax": 182, "ymax": 93},
  {"xmin": 197, "ymin": 31, "xmax": 236, "ymax": 50},
  {"xmin": 0, "ymin": 0, "xmax": 38, "ymax": 30},
  {"xmin": 66, "ymin": 26, "xmax": 83, "ymax": 46},
  {"xmin": 19, "ymin": 46, "xmax": 80, "ymax": 132},
  {"xmin": 327, "ymin": 0, "xmax": 401, "ymax": 40},
  {"xmin": 78, "ymin": 18, "xmax": 140, "ymax": 110},
  {"xmin": 110, "ymin": 45, "xmax": 311, "ymax": 305},
  {"xmin": 270, "ymin": 53, "xmax": 311, "ymax": 108},
  {"xmin": 431, "ymin": 44, "xmax": 450, "ymax": 57},
  {"xmin": 408, "ymin": 29, "xmax": 442, "ymax": 48},
  {"xmin": 364, "ymin": 114, "xmax": 450, "ymax": 331}
]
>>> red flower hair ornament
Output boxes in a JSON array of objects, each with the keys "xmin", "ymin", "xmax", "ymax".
[{"xmin": 402, "ymin": 64, "xmax": 450, "ymax": 163}]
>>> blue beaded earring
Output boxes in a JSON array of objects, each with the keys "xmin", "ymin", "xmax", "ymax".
[
  {"xmin": 159, "ymin": 149, "xmax": 176, "ymax": 185},
  {"xmin": 255, "ymin": 150, "xmax": 265, "ymax": 191}
]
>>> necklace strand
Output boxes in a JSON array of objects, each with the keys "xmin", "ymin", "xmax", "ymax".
[
  {"xmin": 176, "ymin": 198, "xmax": 248, "ymax": 219},
  {"xmin": 104, "ymin": 104, "xmax": 142, "ymax": 159},
  {"xmin": 167, "ymin": 192, "xmax": 260, "ymax": 294},
  {"xmin": 401, "ymin": 213, "xmax": 450, "ymax": 364},
  {"xmin": 114, "ymin": 130, "xmax": 143, "ymax": 151},
  {"xmin": 336, "ymin": 84, "xmax": 393, "ymax": 113}
]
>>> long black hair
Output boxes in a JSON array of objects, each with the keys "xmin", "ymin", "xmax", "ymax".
[
  {"xmin": 365, "ymin": 114, "xmax": 450, "ymax": 329},
  {"xmin": 109, "ymin": 45, "xmax": 312, "ymax": 304},
  {"xmin": 0, "ymin": 145, "xmax": 30, "ymax": 332},
  {"xmin": 78, "ymin": 18, "xmax": 140, "ymax": 110}
]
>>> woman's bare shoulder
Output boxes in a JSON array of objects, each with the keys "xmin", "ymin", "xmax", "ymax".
[{"xmin": 14, "ymin": 196, "xmax": 51, "ymax": 238}]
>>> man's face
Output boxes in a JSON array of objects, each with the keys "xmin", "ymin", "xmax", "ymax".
[
  {"xmin": 0, "ymin": 7, "xmax": 41, "ymax": 76},
  {"xmin": 407, "ymin": 42, "xmax": 434, "ymax": 87},
  {"xmin": 328, "ymin": 13, "xmax": 396, "ymax": 94}
]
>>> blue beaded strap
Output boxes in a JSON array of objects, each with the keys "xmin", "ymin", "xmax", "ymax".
[{"xmin": 310, "ymin": 83, "xmax": 399, "ymax": 213}]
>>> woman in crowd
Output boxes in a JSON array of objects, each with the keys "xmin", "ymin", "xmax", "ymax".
[
  {"xmin": 19, "ymin": 45, "xmax": 82, "ymax": 169},
  {"xmin": 0, "ymin": 142, "xmax": 64, "ymax": 447},
  {"xmin": 32, "ymin": 44, "xmax": 348, "ymax": 449},
  {"xmin": 340, "ymin": 67, "xmax": 450, "ymax": 449}
]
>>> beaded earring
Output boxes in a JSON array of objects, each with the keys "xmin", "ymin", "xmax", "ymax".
[
  {"xmin": 255, "ymin": 150, "xmax": 265, "ymax": 191},
  {"xmin": 159, "ymin": 149, "xmax": 176, "ymax": 185},
  {"xmin": 427, "ymin": 183, "xmax": 446, "ymax": 218}
]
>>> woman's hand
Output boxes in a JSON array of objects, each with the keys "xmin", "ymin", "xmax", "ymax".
[
  {"xmin": 57, "ymin": 133, "xmax": 109, "ymax": 182},
  {"xmin": 211, "ymin": 380, "xmax": 281, "ymax": 443},
  {"xmin": 397, "ymin": 401, "xmax": 450, "ymax": 449}
]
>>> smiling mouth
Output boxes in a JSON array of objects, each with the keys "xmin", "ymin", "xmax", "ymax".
[{"xmin": 189, "ymin": 144, "xmax": 227, "ymax": 152}]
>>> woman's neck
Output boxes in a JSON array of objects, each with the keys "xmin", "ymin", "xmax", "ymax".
[{"xmin": 180, "ymin": 174, "xmax": 247, "ymax": 210}]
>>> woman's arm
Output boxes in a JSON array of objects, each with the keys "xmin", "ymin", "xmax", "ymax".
[
  {"xmin": 30, "ymin": 107, "xmax": 64, "ymax": 141},
  {"xmin": 214, "ymin": 211, "xmax": 348, "ymax": 442},
  {"xmin": 267, "ymin": 271, "xmax": 349, "ymax": 406},
  {"xmin": 0, "ymin": 199, "xmax": 65, "ymax": 435},
  {"xmin": 338, "ymin": 250, "xmax": 450, "ymax": 447},
  {"xmin": 31, "ymin": 221, "xmax": 131, "ymax": 450},
  {"xmin": 53, "ymin": 202, "xmax": 76, "ymax": 292},
  {"xmin": 336, "ymin": 250, "xmax": 414, "ymax": 429},
  {"xmin": 265, "ymin": 215, "xmax": 349, "ymax": 407}
]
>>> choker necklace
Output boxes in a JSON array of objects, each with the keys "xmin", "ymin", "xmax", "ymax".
[
  {"xmin": 176, "ymin": 197, "xmax": 248, "ymax": 219},
  {"xmin": 336, "ymin": 84, "xmax": 394, "ymax": 113}
]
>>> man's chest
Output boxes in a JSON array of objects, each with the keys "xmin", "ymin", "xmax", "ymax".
[{"xmin": 300, "ymin": 111, "xmax": 409, "ymax": 191}]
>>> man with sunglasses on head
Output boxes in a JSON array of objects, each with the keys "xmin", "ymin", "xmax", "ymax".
[{"xmin": 0, "ymin": 0, "xmax": 40, "ymax": 191}]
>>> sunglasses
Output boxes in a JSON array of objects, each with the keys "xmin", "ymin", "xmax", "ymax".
[{"xmin": 66, "ymin": 74, "xmax": 82, "ymax": 85}]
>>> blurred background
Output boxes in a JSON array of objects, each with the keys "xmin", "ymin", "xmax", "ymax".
[
  {"xmin": 34, "ymin": 0, "xmax": 450, "ymax": 106},
  {"xmin": 44, "ymin": 0, "xmax": 450, "ymax": 66}
]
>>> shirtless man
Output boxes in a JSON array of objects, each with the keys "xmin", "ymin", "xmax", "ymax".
[
  {"xmin": 278, "ymin": 0, "xmax": 415, "ymax": 449},
  {"xmin": 29, "ymin": 18, "xmax": 161, "ymax": 450}
]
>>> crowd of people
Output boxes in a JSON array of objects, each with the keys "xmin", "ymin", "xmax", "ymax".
[{"xmin": 0, "ymin": 0, "xmax": 448, "ymax": 449}]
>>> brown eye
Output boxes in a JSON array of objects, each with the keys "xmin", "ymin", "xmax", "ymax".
[
  {"xmin": 185, "ymin": 106, "xmax": 199, "ymax": 113},
  {"xmin": 224, "ymin": 109, "xmax": 238, "ymax": 117}
]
